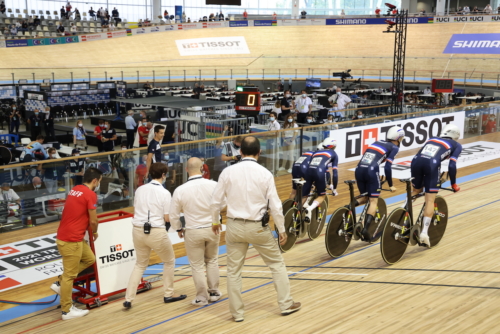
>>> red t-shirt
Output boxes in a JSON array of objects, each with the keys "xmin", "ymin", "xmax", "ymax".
[
  {"xmin": 57, "ymin": 185, "xmax": 97, "ymax": 242},
  {"xmin": 138, "ymin": 126, "xmax": 150, "ymax": 145},
  {"xmin": 202, "ymin": 163, "xmax": 210, "ymax": 179},
  {"xmin": 375, "ymin": 9, "xmax": 381, "ymax": 14},
  {"xmin": 135, "ymin": 164, "xmax": 147, "ymax": 187},
  {"xmin": 94, "ymin": 126, "xmax": 103, "ymax": 141}
]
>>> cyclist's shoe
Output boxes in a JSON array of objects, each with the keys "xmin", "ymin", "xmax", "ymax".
[
  {"xmin": 361, "ymin": 227, "xmax": 371, "ymax": 242},
  {"xmin": 419, "ymin": 232, "xmax": 431, "ymax": 247},
  {"xmin": 305, "ymin": 208, "xmax": 312, "ymax": 223}
]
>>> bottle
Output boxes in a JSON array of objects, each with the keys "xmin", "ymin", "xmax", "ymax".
[{"xmin": 27, "ymin": 216, "xmax": 33, "ymax": 227}]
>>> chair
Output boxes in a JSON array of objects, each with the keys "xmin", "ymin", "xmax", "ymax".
[
  {"xmin": 5, "ymin": 18, "xmax": 10, "ymax": 24},
  {"xmin": 83, "ymin": 28, "xmax": 89, "ymax": 33},
  {"xmin": 44, "ymin": 32, "xmax": 50, "ymax": 36},
  {"xmin": 89, "ymin": 22, "xmax": 95, "ymax": 27},
  {"xmin": 31, "ymin": 31, "xmax": 37, "ymax": 37},
  {"xmin": 51, "ymin": 32, "xmax": 57, "ymax": 37},
  {"xmin": 0, "ymin": 36, "xmax": 5, "ymax": 40},
  {"xmin": 82, "ymin": 12, "xmax": 87, "ymax": 17},
  {"xmin": 82, "ymin": 17, "xmax": 87, "ymax": 21},
  {"xmin": 47, "ymin": 15, "xmax": 52, "ymax": 20},
  {"xmin": 90, "ymin": 27, "xmax": 95, "ymax": 33},
  {"xmin": 41, "ymin": 20, "xmax": 47, "ymax": 25},
  {"xmin": 82, "ymin": 22, "xmax": 88, "ymax": 27},
  {"xmin": 76, "ymin": 22, "xmax": 82, "ymax": 27},
  {"xmin": 43, "ymin": 26, "xmax": 48, "ymax": 31},
  {"xmin": 38, "ymin": 10, "xmax": 43, "ymax": 15},
  {"xmin": 96, "ymin": 22, "xmax": 101, "ymax": 27},
  {"xmin": 16, "ymin": 31, "xmax": 22, "ymax": 36},
  {"xmin": 15, "ymin": 9, "xmax": 20, "ymax": 14},
  {"xmin": 17, "ymin": 14, "xmax": 22, "ymax": 19},
  {"xmin": 36, "ymin": 26, "xmax": 42, "ymax": 31},
  {"xmin": 117, "ymin": 23, "xmax": 123, "ymax": 28},
  {"xmin": 54, "ymin": 15, "xmax": 59, "ymax": 20},
  {"xmin": 45, "ymin": 10, "xmax": 50, "ymax": 15},
  {"xmin": 53, "ymin": 11, "xmax": 57, "ymax": 15}
]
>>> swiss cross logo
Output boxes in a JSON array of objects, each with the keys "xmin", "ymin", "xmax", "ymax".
[
  {"xmin": 110, "ymin": 244, "xmax": 122, "ymax": 252},
  {"xmin": 0, "ymin": 247, "xmax": 20, "ymax": 257},
  {"xmin": 178, "ymin": 25, "xmax": 183, "ymax": 30},
  {"xmin": 190, "ymin": 43, "xmax": 198, "ymax": 48},
  {"xmin": 81, "ymin": 36, "xmax": 87, "ymax": 41},
  {"xmin": 107, "ymin": 32, "xmax": 112, "ymax": 38},
  {"xmin": 202, "ymin": 23, "xmax": 207, "ymax": 28},
  {"xmin": 0, "ymin": 275, "xmax": 22, "ymax": 290},
  {"xmin": 397, "ymin": 160, "xmax": 412, "ymax": 166},
  {"xmin": 362, "ymin": 128, "xmax": 378, "ymax": 153}
]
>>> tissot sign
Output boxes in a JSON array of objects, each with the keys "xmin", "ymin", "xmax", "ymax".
[
  {"xmin": 329, "ymin": 112, "xmax": 465, "ymax": 163},
  {"xmin": 443, "ymin": 34, "xmax": 500, "ymax": 54},
  {"xmin": 175, "ymin": 36, "xmax": 250, "ymax": 56}
]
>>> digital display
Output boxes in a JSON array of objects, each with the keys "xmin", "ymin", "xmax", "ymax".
[
  {"xmin": 235, "ymin": 93, "xmax": 257, "ymax": 106},
  {"xmin": 432, "ymin": 79, "xmax": 454, "ymax": 93},
  {"xmin": 52, "ymin": 84, "xmax": 72, "ymax": 91},
  {"xmin": 72, "ymin": 83, "xmax": 89, "ymax": 90},
  {"xmin": 306, "ymin": 78, "xmax": 321, "ymax": 88},
  {"xmin": 97, "ymin": 82, "xmax": 116, "ymax": 89},
  {"xmin": 206, "ymin": 0, "xmax": 241, "ymax": 5},
  {"xmin": 0, "ymin": 85, "xmax": 17, "ymax": 98},
  {"xmin": 18, "ymin": 84, "xmax": 40, "ymax": 97}
]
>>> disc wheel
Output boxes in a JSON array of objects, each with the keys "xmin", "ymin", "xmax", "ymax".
[
  {"xmin": 325, "ymin": 207, "xmax": 354, "ymax": 258},
  {"xmin": 282, "ymin": 199, "xmax": 294, "ymax": 216},
  {"xmin": 369, "ymin": 197, "xmax": 387, "ymax": 243},
  {"xmin": 380, "ymin": 208, "xmax": 411, "ymax": 265},
  {"xmin": 428, "ymin": 195, "xmax": 448, "ymax": 248},
  {"xmin": 308, "ymin": 200, "xmax": 327, "ymax": 240},
  {"xmin": 279, "ymin": 208, "xmax": 299, "ymax": 253}
]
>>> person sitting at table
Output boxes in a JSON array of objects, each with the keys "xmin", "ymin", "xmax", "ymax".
[
  {"xmin": 23, "ymin": 135, "xmax": 49, "ymax": 162},
  {"xmin": 423, "ymin": 87, "xmax": 432, "ymax": 95},
  {"xmin": 14, "ymin": 176, "xmax": 49, "ymax": 226},
  {"xmin": 1, "ymin": 183, "xmax": 21, "ymax": 205},
  {"xmin": 404, "ymin": 93, "xmax": 411, "ymax": 103}
]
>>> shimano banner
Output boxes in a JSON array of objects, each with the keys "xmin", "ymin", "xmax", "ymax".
[
  {"xmin": 443, "ymin": 34, "xmax": 500, "ymax": 54},
  {"xmin": 175, "ymin": 36, "xmax": 250, "ymax": 56},
  {"xmin": 326, "ymin": 17, "xmax": 429, "ymax": 25}
]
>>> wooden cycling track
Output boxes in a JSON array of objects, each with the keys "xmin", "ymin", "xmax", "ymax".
[{"xmin": 1, "ymin": 132, "xmax": 500, "ymax": 333}]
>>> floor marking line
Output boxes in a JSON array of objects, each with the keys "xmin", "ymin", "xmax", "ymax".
[{"xmin": 218, "ymin": 270, "xmax": 368, "ymax": 276}]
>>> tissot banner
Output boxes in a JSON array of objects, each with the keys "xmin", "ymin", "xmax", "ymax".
[
  {"xmin": 443, "ymin": 34, "xmax": 500, "ymax": 54},
  {"xmin": 175, "ymin": 36, "xmax": 250, "ymax": 56}
]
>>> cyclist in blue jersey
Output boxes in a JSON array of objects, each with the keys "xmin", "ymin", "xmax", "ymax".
[
  {"xmin": 302, "ymin": 137, "xmax": 339, "ymax": 222},
  {"xmin": 289, "ymin": 150, "xmax": 314, "ymax": 199},
  {"xmin": 411, "ymin": 124, "xmax": 462, "ymax": 247},
  {"xmin": 355, "ymin": 126, "xmax": 405, "ymax": 241}
]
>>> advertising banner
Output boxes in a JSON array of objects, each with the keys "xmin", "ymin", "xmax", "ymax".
[
  {"xmin": 433, "ymin": 15, "xmax": 500, "ymax": 23},
  {"xmin": 177, "ymin": 23, "xmax": 202, "ymax": 30},
  {"xmin": 443, "ymin": 33, "xmax": 500, "ymax": 54},
  {"xmin": 253, "ymin": 20, "xmax": 277, "ymax": 27},
  {"xmin": 328, "ymin": 112, "xmax": 465, "ymax": 163},
  {"xmin": 348, "ymin": 141, "xmax": 500, "ymax": 179},
  {"xmin": 326, "ymin": 17, "xmax": 429, "ymax": 25},
  {"xmin": 79, "ymin": 33, "xmax": 106, "ymax": 42},
  {"xmin": 202, "ymin": 21, "xmax": 229, "ymax": 28},
  {"xmin": 229, "ymin": 20, "xmax": 249, "ymax": 27},
  {"xmin": 175, "ymin": 5, "xmax": 183, "ymax": 23},
  {"xmin": 176, "ymin": 36, "xmax": 250, "ymax": 56},
  {"xmin": 279, "ymin": 19, "xmax": 298, "ymax": 26},
  {"xmin": 5, "ymin": 40, "xmax": 28, "ymax": 47},
  {"xmin": 311, "ymin": 19, "xmax": 327, "ymax": 25}
]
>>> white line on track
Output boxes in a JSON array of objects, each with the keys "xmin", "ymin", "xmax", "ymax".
[{"xmin": 219, "ymin": 270, "xmax": 368, "ymax": 276}]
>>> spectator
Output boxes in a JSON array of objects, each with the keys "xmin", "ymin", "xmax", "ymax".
[
  {"xmin": 101, "ymin": 120, "xmax": 117, "ymax": 152},
  {"xmin": 96, "ymin": 7, "xmax": 102, "ymax": 22},
  {"xmin": 134, "ymin": 155, "xmax": 148, "ymax": 189},
  {"xmin": 484, "ymin": 114, "xmax": 497, "ymax": 133},
  {"xmin": 272, "ymin": 12, "xmax": 277, "ymax": 20},
  {"xmin": 3, "ymin": 26, "xmax": 9, "ymax": 37},
  {"xmin": 352, "ymin": 110, "xmax": 364, "ymax": 120},
  {"xmin": 73, "ymin": 120, "xmax": 87, "ymax": 149},
  {"xmin": 9, "ymin": 105, "xmax": 20, "ymax": 134},
  {"xmin": 109, "ymin": 22, "xmax": 115, "ymax": 31},
  {"xmin": 472, "ymin": 6, "xmax": 479, "ymax": 13},
  {"xmin": 272, "ymin": 100, "xmax": 282, "ymax": 118},
  {"xmin": 187, "ymin": 17, "xmax": 191, "ymax": 23},
  {"xmin": 341, "ymin": 9, "xmax": 345, "ymax": 17},
  {"xmin": 10, "ymin": 24, "xmax": 17, "ymax": 37},
  {"xmin": 33, "ymin": 16, "xmax": 41, "ymax": 27},
  {"xmin": 375, "ymin": 7, "xmax": 381, "ymax": 17},
  {"xmin": 294, "ymin": 90, "xmax": 313, "ymax": 124},
  {"xmin": 143, "ymin": 81, "xmax": 152, "ymax": 90},
  {"xmin": 301, "ymin": 9, "xmax": 307, "ymax": 19},
  {"xmin": 325, "ymin": 114, "xmax": 339, "ymax": 129},
  {"xmin": 42, "ymin": 148, "xmax": 65, "ymax": 193},
  {"xmin": 498, "ymin": 5, "xmax": 500, "ymax": 14},
  {"xmin": 350, "ymin": 91, "xmax": 359, "ymax": 99},
  {"xmin": 112, "ymin": 7, "xmax": 119, "ymax": 18},
  {"xmin": 329, "ymin": 88, "xmax": 351, "ymax": 115},
  {"xmin": 280, "ymin": 115, "xmax": 299, "ymax": 173},
  {"xmin": 28, "ymin": 109, "xmax": 43, "ymax": 140},
  {"xmin": 20, "ymin": 21, "xmax": 28, "ymax": 34},
  {"xmin": 199, "ymin": 157, "xmax": 210, "ymax": 179},
  {"xmin": 463, "ymin": 5, "xmax": 470, "ymax": 14},
  {"xmin": 89, "ymin": 7, "xmax": 96, "ymax": 20},
  {"xmin": 183, "ymin": 11, "xmax": 187, "ymax": 22},
  {"xmin": 1, "ymin": 183, "xmax": 21, "ymax": 205},
  {"xmin": 423, "ymin": 87, "xmax": 432, "ymax": 95},
  {"xmin": 221, "ymin": 136, "xmax": 242, "ymax": 168},
  {"xmin": 209, "ymin": 13, "xmax": 214, "ymax": 21},
  {"xmin": 280, "ymin": 89, "xmax": 295, "ymax": 120},
  {"xmin": 66, "ymin": 2, "xmax": 72, "ymax": 15},
  {"xmin": 115, "ymin": 144, "xmax": 135, "ymax": 182},
  {"xmin": 0, "ymin": 2, "xmax": 5, "ymax": 15},
  {"xmin": 164, "ymin": 10, "xmax": 169, "ymax": 19},
  {"xmin": 138, "ymin": 18, "xmax": 143, "ymax": 27},
  {"xmin": 125, "ymin": 110, "xmax": 137, "ymax": 149},
  {"xmin": 68, "ymin": 148, "xmax": 85, "ymax": 186},
  {"xmin": 484, "ymin": 4, "xmax": 493, "ymax": 14},
  {"xmin": 60, "ymin": 6, "xmax": 66, "ymax": 19},
  {"xmin": 42, "ymin": 107, "xmax": 55, "ymax": 141},
  {"xmin": 57, "ymin": 23, "xmax": 65, "ymax": 36},
  {"xmin": 74, "ymin": 8, "xmax": 81, "ymax": 21},
  {"xmin": 27, "ymin": 16, "xmax": 34, "ymax": 29},
  {"xmin": 16, "ymin": 176, "xmax": 48, "ymax": 226},
  {"xmin": 93, "ymin": 119, "xmax": 105, "ymax": 152},
  {"xmin": 137, "ymin": 118, "xmax": 150, "ymax": 148},
  {"xmin": 70, "ymin": 23, "xmax": 77, "ymax": 35}
]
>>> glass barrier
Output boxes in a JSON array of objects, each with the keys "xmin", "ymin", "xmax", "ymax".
[{"xmin": 1, "ymin": 101, "xmax": 498, "ymax": 233}]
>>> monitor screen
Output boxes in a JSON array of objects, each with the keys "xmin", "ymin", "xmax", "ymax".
[
  {"xmin": 72, "ymin": 82, "xmax": 89, "ymax": 90},
  {"xmin": 97, "ymin": 82, "xmax": 116, "ymax": 89},
  {"xmin": 52, "ymin": 83, "xmax": 72, "ymax": 91},
  {"xmin": 0, "ymin": 85, "xmax": 17, "ymax": 99},
  {"xmin": 18, "ymin": 84, "xmax": 40, "ymax": 97},
  {"xmin": 306, "ymin": 78, "xmax": 321, "ymax": 88},
  {"xmin": 206, "ymin": 0, "xmax": 241, "ymax": 5}
]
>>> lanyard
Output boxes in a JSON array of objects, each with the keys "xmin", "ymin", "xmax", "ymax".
[{"xmin": 186, "ymin": 176, "xmax": 203, "ymax": 182}]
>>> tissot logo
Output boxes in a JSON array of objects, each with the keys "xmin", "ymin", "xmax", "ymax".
[
  {"xmin": 346, "ymin": 130, "xmax": 362, "ymax": 158},
  {"xmin": 0, "ymin": 247, "xmax": 20, "ymax": 257},
  {"xmin": 110, "ymin": 244, "xmax": 122, "ymax": 252}
]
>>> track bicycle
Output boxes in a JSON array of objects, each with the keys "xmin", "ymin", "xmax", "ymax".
[
  {"xmin": 325, "ymin": 180, "xmax": 387, "ymax": 258},
  {"xmin": 380, "ymin": 174, "xmax": 453, "ymax": 265}
]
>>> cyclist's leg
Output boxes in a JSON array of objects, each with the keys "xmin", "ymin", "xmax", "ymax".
[
  {"xmin": 308, "ymin": 171, "xmax": 327, "ymax": 210},
  {"xmin": 410, "ymin": 158, "xmax": 425, "ymax": 197},
  {"xmin": 289, "ymin": 166, "xmax": 301, "ymax": 199},
  {"xmin": 361, "ymin": 169, "xmax": 381, "ymax": 240},
  {"xmin": 354, "ymin": 167, "xmax": 367, "ymax": 206},
  {"xmin": 420, "ymin": 163, "xmax": 440, "ymax": 245},
  {"xmin": 301, "ymin": 173, "xmax": 313, "ymax": 206}
]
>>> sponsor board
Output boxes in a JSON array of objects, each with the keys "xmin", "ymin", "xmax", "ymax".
[
  {"xmin": 163, "ymin": 25, "xmax": 176, "ymax": 31},
  {"xmin": 135, "ymin": 28, "xmax": 147, "ymax": 34},
  {"xmin": 279, "ymin": 19, "xmax": 298, "ymax": 26},
  {"xmin": 202, "ymin": 21, "xmax": 229, "ymax": 28},
  {"xmin": 80, "ymin": 33, "xmax": 105, "ymax": 42},
  {"xmin": 6, "ymin": 40, "xmax": 28, "ymax": 47},
  {"xmin": 111, "ymin": 30, "xmax": 127, "ymax": 38},
  {"xmin": 175, "ymin": 36, "xmax": 250, "ymax": 56},
  {"xmin": 229, "ymin": 20, "xmax": 249, "ymax": 27},
  {"xmin": 443, "ymin": 33, "xmax": 500, "ymax": 55},
  {"xmin": 126, "ymin": 28, "xmax": 132, "ymax": 36},
  {"xmin": 177, "ymin": 23, "xmax": 201, "ymax": 30},
  {"xmin": 311, "ymin": 19, "xmax": 326, "ymax": 25},
  {"xmin": 254, "ymin": 20, "xmax": 277, "ymax": 27},
  {"xmin": 434, "ymin": 15, "xmax": 500, "ymax": 23},
  {"xmin": 26, "ymin": 36, "xmax": 79, "ymax": 46},
  {"xmin": 150, "ymin": 26, "xmax": 160, "ymax": 32},
  {"xmin": 326, "ymin": 17, "xmax": 428, "ymax": 25},
  {"xmin": 348, "ymin": 141, "xmax": 500, "ymax": 179},
  {"xmin": 329, "ymin": 112, "xmax": 465, "ymax": 163}
]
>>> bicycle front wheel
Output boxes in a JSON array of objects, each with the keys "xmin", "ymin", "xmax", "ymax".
[{"xmin": 428, "ymin": 195, "xmax": 448, "ymax": 248}]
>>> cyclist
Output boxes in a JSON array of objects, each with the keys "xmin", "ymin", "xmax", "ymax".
[
  {"xmin": 288, "ymin": 149, "xmax": 314, "ymax": 200},
  {"xmin": 302, "ymin": 137, "xmax": 339, "ymax": 222},
  {"xmin": 354, "ymin": 126, "xmax": 405, "ymax": 241},
  {"xmin": 411, "ymin": 124, "xmax": 462, "ymax": 247}
]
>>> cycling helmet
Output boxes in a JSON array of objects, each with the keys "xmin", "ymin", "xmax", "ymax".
[{"xmin": 440, "ymin": 124, "xmax": 460, "ymax": 140}]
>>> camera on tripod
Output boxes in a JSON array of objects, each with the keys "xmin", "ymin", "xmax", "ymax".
[{"xmin": 332, "ymin": 70, "xmax": 353, "ymax": 84}]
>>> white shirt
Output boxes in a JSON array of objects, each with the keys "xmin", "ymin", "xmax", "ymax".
[
  {"xmin": 283, "ymin": 123, "xmax": 298, "ymax": 138},
  {"xmin": 132, "ymin": 180, "xmax": 171, "ymax": 228},
  {"xmin": 268, "ymin": 120, "xmax": 281, "ymax": 131},
  {"xmin": 170, "ymin": 176, "xmax": 219, "ymax": 230},
  {"xmin": 295, "ymin": 96, "xmax": 312, "ymax": 114},
  {"xmin": 70, "ymin": 26, "xmax": 76, "ymax": 32},
  {"xmin": 210, "ymin": 158, "xmax": 285, "ymax": 232},
  {"xmin": 424, "ymin": 88, "xmax": 432, "ymax": 94},
  {"xmin": 1, "ymin": 189, "xmax": 20, "ymax": 202},
  {"xmin": 272, "ymin": 106, "xmax": 282, "ymax": 114},
  {"xmin": 329, "ymin": 93, "xmax": 351, "ymax": 110}
]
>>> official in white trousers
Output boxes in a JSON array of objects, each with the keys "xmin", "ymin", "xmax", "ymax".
[
  {"xmin": 123, "ymin": 162, "xmax": 187, "ymax": 309},
  {"xmin": 170, "ymin": 157, "xmax": 222, "ymax": 306},
  {"xmin": 211, "ymin": 136, "xmax": 301, "ymax": 322}
]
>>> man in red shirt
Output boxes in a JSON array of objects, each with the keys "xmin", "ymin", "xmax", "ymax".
[
  {"xmin": 134, "ymin": 155, "xmax": 148, "ymax": 189},
  {"xmin": 138, "ymin": 118, "xmax": 150, "ymax": 148},
  {"xmin": 93, "ymin": 119, "xmax": 105, "ymax": 152},
  {"xmin": 375, "ymin": 7, "xmax": 381, "ymax": 17},
  {"xmin": 201, "ymin": 157, "xmax": 210, "ymax": 179},
  {"xmin": 50, "ymin": 167, "xmax": 102, "ymax": 320}
]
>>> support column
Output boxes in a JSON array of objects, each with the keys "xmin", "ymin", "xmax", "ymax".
[
  {"xmin": 153, "ymin": 0, "xmax": 161, "ymax": 20},
  {"xmin": 435, "ymin": 0, "xmax": 446, "ymax": 15},
  {"xmin": 291, "ymin": 0, "xmax": 299, "ymax": 19}
]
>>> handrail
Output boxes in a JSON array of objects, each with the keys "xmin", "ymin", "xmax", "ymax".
[{"xmin": 2, "ymin": 100, "xmax": 497, "ymax": 171}]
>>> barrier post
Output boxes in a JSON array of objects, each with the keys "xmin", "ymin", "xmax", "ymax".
[
  {"xmin": 379, "ymin": 70, "xmax": 381, "ymax": 83},
  {"xmin": 52, "ymin": 72, "xmax": 54, "ymax": 83},
  {"xmin": 413, "ymin": 71, "xmax": 415, "ymax": 82},
  {"xmin": 328, "ymin": 69, "xmax": 330, "ymax": 81},
  {"xmin": 104, "ymin": 71, "xmax": 107, "ymax": 81},
  {"xmin": 183, "ymin": 70, "xmax": 186, "ymax": 87},
  {"xmin": 430, "ymin": 71, "xmax": 433, "ymax": 80},
  {"xmin": 137, "ymin": 71, "xmax": 139, "ymax": 88},
  {"xmin": 279, "ymin": 69, "xmax": 281, "ymax": 80},
  {"xmin": 214, "ymin": 69, "xmax": 217, "ymax": 86},
  {"xmin": 121, "ymin": 71, "xmax": 123, "ymax": 81},
  {"xmin": 153, "ymin": 70, "xmax": 155, "ymax": 85},
  {"xmin": 32, "ymin": 73, "xmax": 35, "ymax": 84},
  {"xmin": 262, "ymin": 69, "xmax": 264, "ymax": 82},
  {"xmin": 464, "ymin": 72, "xmax": 466, "ymax": 87},
  {"xmin": 168, "ymin": 70, "xmax": 170, "ymax": 85},
  {"xmin": 497, "ymin": 74, "xmax": 499, "ymax": 90},
  {"xmin": 230, "ymin": 69, "xmax": 233, "ymax": 79},
  {"xmin": 71, "ymin": 72, "xmax": 73, "ymax": 83},
  {"xmin": 11, "ymin": 73, "xmax": 14, "ymax": 84},
  {"xmin": 88, "ymin": 72, "xmax": 91, "ymax": 84},
  {"xmin": 480, "ymin": 73, "xmax": 483, "ymax": 88},
  {"xmin": 295, "ymin": 69, "xmax": 297, "ymax": 79},
  {"xmin": 362, "ymin": 69, "xmax": 364, "ymax": 80},
  {"xmin": 199, "ymin": 69, "xmax": 201, "ymax": 84}
]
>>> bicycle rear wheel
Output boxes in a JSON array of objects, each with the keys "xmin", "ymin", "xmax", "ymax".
[
  {"xmin": 380, "ymin": 208, "xmax": 410, "ymax": 265},
  {"xmin": 279, "ymin": 208, "xmax": 299, "ymax": 253},
  {"xmin": 325, "ymin": 207, "xmax": 353, "ymax": 258},
  {"xmin": 428, "ymin": 195, "xmax": 448, "ymax": 248},
  {"xmin": 369, "ymin": 197, "xmax": 387, "ymax": 243},
  {"xmin": 308, "ymin": 200, "xmax": 327, "ymax": 240},
  {"xmin": 282, "ymin": 199, "xmax": 294, "ymax": 216}
]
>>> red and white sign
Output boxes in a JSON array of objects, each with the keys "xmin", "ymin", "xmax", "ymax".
[
  {"xmin": 80, "ymin": 33, "xmax": 105, "ymax": 42},
  {"xmin": 177, "ymin": 23, "xmax": 201, "ymax": 30},
  {"xmin": 202, "ymin": 22, "xmax": 228, "ymax": 28}
]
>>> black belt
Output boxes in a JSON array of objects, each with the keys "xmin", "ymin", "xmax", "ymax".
[{"xmin": 228, "ymin": 217, "xmax": 261, "ymax": 222}]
